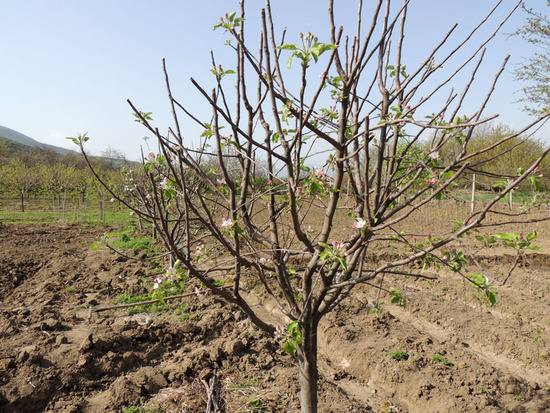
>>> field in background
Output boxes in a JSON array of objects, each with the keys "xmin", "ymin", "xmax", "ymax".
[{"xmin": 0, "ymin": 197, "xmax": 133, "ymax": 226}]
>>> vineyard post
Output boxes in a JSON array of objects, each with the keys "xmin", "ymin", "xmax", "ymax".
[{"xmin": 470, "ymin": 173, "xmax": 476, "ymax": 213}]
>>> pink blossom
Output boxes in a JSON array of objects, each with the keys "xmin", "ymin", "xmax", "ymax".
[
  {"xmin": 221, "ymin": 218, "xmax": 233, "ymax": 229},
  {"xmin": 332, "ymin": 240, "xmax": 346, "ymax": 251},
  {"xmin": 426, "ymin": 177, "xmax": 439, "ymax": 186},
  {"xmin": 160, "ymin": 177, "xmax": 169, "ymax": 189},
  {"xmin": 153, "ymin": 277, "xmax": 163, "ymax": 290},
  {"xmin": 216, "ymin": 178, "xmax": 225, "ymax": 186},
  {"xmin": 314, "ymin": 168, "xmax": 327, "ymax": 180},
  {"xmin": 352, "ymin": 218, "xmax": 367, "ymax": 230},
  {"xmin": 428, "ymin": 151, "xmax": 440, "ymax": 161}
]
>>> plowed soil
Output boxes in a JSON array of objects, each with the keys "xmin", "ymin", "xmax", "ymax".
[{"xmin": 0, "ymin": 223, "xmax": 549, "ymax": 412}]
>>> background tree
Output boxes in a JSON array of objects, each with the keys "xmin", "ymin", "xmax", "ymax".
[
  {"xmin": 3, "ymin": 159, "xmax": 38, "ymax": 212},
  {"xmin": 515, "ymin": 1, "xmax": 550, "ymax": 113},
  {"xmin": 101, "ymin": 146, "xmax": 127, "ymax": 167}
]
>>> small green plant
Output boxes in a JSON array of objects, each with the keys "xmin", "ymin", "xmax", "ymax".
[
  {"xmin": 247, "ymin": 397, "xmax": 266, "ymax": 413},
  {"xmin": 390, "ymin": 288, "xmax": 406, "ymax": 307},
  {"xmin": 212, "ymin": 278, "xmax": 226, "ymax": 287},
  {"xmin": 228, "ymin": 379, "xmax": 259, "ymax": 391},
  {"xmin": 432, "ymin": 353, "xmax": 453, "ymax": 367},
  {"xmin": 102, "ymin": 226, "xmax": 155, "ymax": 254},
  {"xmin": 89, "ymin": 240, "xmax": 101, "ymax": 252},
  {"xmin": 63, "ymin": 285, "xmax": 76, "ymax": 294},
  {"xmin": 389, "ymin": 350, "xmax": 409, "ymax": 361},
  {"xmin": 368, "ymin": 301, "xmax": 385, "ymax": 318},
  {"xmin": 117, "ymin": 262, "xmax": 189, "ymax": 314},
  {"xmin": 173, "ymin": 304, "xmax": 189, "ymax": 320}
]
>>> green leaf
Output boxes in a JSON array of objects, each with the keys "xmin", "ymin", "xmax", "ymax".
[
  {"xmin": 468, "ymin": 272, "xmax": 486, "ymax": 288},
  {"xmin": 310, "ymin": 43, "xmax": 336, "ymax": 62},
  {"xmin": 282, "ymin": 341, "xmax": 297, "ymax": 355},
  {"xmin": 286, "ymin": 54, "xmax": 295, "ymax": 69},
  {"xmin": 486, "ymin": 290, "xmax": 497, "ymax": 307},
  {"xmin": 494, "ymin": 232, "xmax": 519, "ymax": 242},
  {"xmin": 279, "ymin": 43, "xmax": 298, "ymax": 51}
]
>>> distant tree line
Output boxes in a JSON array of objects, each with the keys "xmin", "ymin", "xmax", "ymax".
[
  {"xmin": 1, "ymin": 123, "xmax": 548, "ymax": 214},
  {"xmin": 0, "ymin": 139, "xmax": 128, "ymax": 213}
]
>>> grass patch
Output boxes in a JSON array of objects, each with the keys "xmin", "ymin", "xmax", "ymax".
[
  {"xmin": 116, "ymin": 267, "xmax": 189, "ymax": 314},
  {"xmin": 0, "ymin": 209, "xmax": 132, "ymax": 226},
  {"xmin": 228, "ymin": 379, "xmax": 259, "ymax": 391},
  {"xmin": 247, "ymin": 397, "xmax": 266, "ymax": 413},
  {"xmin": 389, "ymin": 350, "xmax": 409, "ymax": 361},
  {"xmin": 432, "ymin": 353, "xmax": 453, "ymax": 367},
  {"xmin": 63, "ymin": 286, "xmax": 77, "ymax": 294},
  {"xmin": 104, "ymin": 226, "xmax": 155, "ymax": 253}
]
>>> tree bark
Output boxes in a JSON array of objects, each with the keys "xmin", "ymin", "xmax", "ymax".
[
  {"xmin": 20, "ymin": 192, "xmax": 25, "ymax": 212},
  {"xmin": 298, "ymin": 319, "xmax": 319, "ymax": 413}
]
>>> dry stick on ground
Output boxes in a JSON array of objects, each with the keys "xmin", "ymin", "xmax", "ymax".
[
  {"xmin": 75, "ymin": 1, "xmax": 550, "ymax": 412},
  {"xmin": 203, "ymin": 371, "xmax": 221, "ymax": 413}
]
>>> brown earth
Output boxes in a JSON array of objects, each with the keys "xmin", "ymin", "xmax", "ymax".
[
  {"xmin": 0, "ymin": 224, "xmax": 366, "ymax": 412},
  {"xmin": 0, "ymin": 223, "xmax": 549, "ymax": 412}
]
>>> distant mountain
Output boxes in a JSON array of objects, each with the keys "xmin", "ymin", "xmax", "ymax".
[{"xmin": 0, "ymin": 125, "xmax": 74, "ymax": 155}]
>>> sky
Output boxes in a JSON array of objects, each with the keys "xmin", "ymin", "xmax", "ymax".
[{"xmin": 0, "ymin": 0, "xmax": 548, "ymax": 160}]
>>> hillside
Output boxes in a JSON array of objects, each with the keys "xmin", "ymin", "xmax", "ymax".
[
  {"xmin": 0, "ymin": 125, "xmax": 74, "ymax": 155},
  {"xmin": 0, "ymin": 128, "xmax": 134, "ymax": 168}
]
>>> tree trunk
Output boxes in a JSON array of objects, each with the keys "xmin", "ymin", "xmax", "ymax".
[
  {"xmin": 20, "ymin": 192, "xmax": 25, "ymax": 212},
  {"xmin": 298, "ymin": 319, "xmax": 319, "ymax": 413}
]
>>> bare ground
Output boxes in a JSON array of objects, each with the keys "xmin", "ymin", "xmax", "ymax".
[{"xmin": 0, "ymin": 223, "xmax": 549, "ymax": 412}]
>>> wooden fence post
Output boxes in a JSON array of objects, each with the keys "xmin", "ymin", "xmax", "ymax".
[{"xmin": 470, "ymin": 173, "xmax": 476, "ymax": 214}]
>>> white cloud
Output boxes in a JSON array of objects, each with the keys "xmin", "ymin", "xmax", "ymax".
[{"xmin": 41, "ymin": 130, "xmax": 75, "ymax": 150}]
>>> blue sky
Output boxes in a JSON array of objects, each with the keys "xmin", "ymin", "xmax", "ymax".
[{"xmin": 0, "ymin": 0, "xmax": 547, "ymax": 159}]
